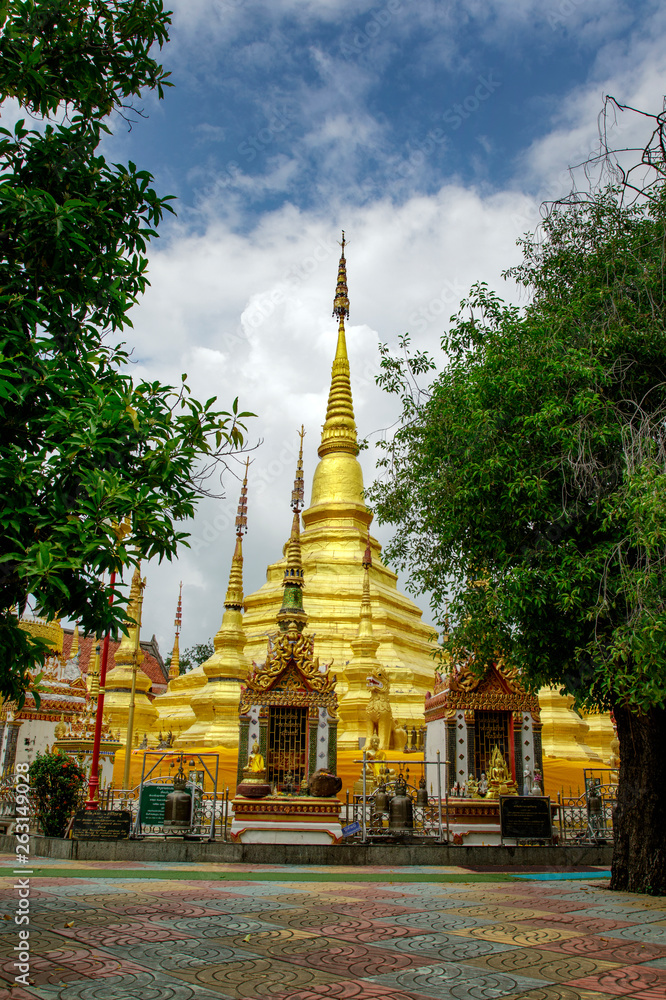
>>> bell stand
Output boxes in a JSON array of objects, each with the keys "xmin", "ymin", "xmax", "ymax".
[
  {"xmin": 356, "ymin": 750, "xmax": 451, "ymax": 843},
  {"xmin": 131, "ymin": 750, "xmax": 220, "ymax": 840}
]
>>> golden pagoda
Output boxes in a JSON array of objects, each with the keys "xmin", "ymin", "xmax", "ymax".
[
  {"xmin": 149, "ymin": 579, "xmax": 204, "ymax": 740},
  {"xmin": 242, "ymin": 234, "xmax": 439, "ymax": 747},
  {"xmin": 102, "ymin": 565, "xmax": 158, "ymax": 743},
  {"xmin": 176, "ymin": 463, "xmax": 251, "ymax": 748},
  {"xmin": 339, "ymin": 533, "xmax": 386, "ymax": 749}
]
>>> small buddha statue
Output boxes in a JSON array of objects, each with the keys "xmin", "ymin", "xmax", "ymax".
[
  {"xmin": 247, "ymin": 741, "xmax": 265, "ymax": 773},
  {"xmin": 478, "ymin": 772, "xmax": 488, "ymax": 797},
  {"xmin": 237, "ymin": 740, "xmax": 270, "ymax": 798},
  {"xmin": 467, "ymin": 773, "xmax": 479, "ymax": 798}
]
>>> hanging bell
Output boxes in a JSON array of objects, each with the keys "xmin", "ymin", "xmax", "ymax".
[
  {"xmin": 163, "ymin": 769, "xmax": 192, "ymax": 829},
  {"xmin": 416, "ymin": 776, "xmax": 429, "ymax": 807},
  {"xmin": 373, "ymin": 783, "xmax": 390, "ymax": 815},
  {"xmin": 388, "ymin": 774, "xmax": 414, "ymax": 831}
]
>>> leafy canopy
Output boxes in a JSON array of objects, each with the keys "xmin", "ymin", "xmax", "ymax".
[
  {"xmin": 370, "ymin": 187, "xmax": 666, "ymax": 713},
  {"xmin": 0, "ymin": 1, "xmax": 253, "ymax": 705}
]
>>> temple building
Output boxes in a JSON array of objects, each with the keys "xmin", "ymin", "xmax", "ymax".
[
  {"xmin": 241, "ymin": 236, "xmax": 438, "ymax": 749},
  {"xmin": 231, "ymin": 432, "xmax": 342, "ymax": 844},
  {"xmin": 15, "ymin": 234, "xmax": 614, "ymax": 799},
  {"xmin": 175, "ymin": 464, "xmax": 251, "ymax": 749},
  {"xmin": 0, "ymin": 618, "xmax": 125, "ymax": 791}
]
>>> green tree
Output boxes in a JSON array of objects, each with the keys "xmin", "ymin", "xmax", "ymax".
[
  {"xmin": 29, "ymin": 749, "xmax": 87, "ymax": 837},
  {"xmin": 0, "ymin": 1, "xmax": 252, "ymax": 706},
  {"xmin": 370, "ymin": 184, "xmax": 666, "ymax": 893}
]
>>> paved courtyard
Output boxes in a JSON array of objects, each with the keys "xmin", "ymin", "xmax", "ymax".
[{"xmin": 1, "ymin": 855, "xmax": 665, "ymax": 999}]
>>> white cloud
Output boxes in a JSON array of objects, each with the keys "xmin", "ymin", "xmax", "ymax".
[{"xmin": 131, "ymin": 184, "xmax": 537, "ymax": 654}]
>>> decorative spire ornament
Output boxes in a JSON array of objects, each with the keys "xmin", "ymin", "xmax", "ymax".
[
  {"xmin": 225, "ymin": 457, "xmax": 250, "ymax": 610},
  {"xmin": 358, "ymin": 531, "xmax": 374, "ymax": 640},
  {"xmin": 319, "ymin": 232, "xmax": 358, "ymax": 459},
  {"xmin": 89, "ymin": 643, "xmax": 101, "ymax": 699},
  {"xmin": 169, "ymin": 582, "xmax": 183, "ymax": 683},
  {"xmin": 277, "ymin": 427, "xmax": 308, "ymax": 632},
  {"xmin": 69, "ymin": 624, "xmax": 80, "ymax": 661}
]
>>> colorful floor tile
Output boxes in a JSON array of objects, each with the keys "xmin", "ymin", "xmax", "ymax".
[{"xmin": 0, "ymin": 856, "xmax": 663, "ymax": 999}]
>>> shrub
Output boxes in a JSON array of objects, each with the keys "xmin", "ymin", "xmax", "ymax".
[{"xmin": 29, "ymin": 750, "xmax": 87, "ymax": 837}]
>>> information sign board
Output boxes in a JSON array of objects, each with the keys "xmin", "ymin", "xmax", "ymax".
[
  {"xmin": 71, "ymin": 810, "xmax": 131, "ymax": 840},
  {"xmin": 500, "ymin": 796, "xmax": 552, "ymax": 841}
]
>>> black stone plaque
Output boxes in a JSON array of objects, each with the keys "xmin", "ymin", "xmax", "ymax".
[
  {"xmin": 71, "ymin": 809, "xmax": 131, "ymax": 840},
  {"xmin": 500, "ymin": 796, "xmax": 552, "ymax": 840}
]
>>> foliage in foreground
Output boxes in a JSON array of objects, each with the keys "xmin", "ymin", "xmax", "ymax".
[
  {"xmin": 0, "ymin": 1, "xmax": 252, "ymax": 704},
  {"xmin": 371, "ymin": 189, "xmax": 666, "ymax": 715},
  {"xmin": 370, "ymin": 183, "xmax": 666, "ymax": 892}
]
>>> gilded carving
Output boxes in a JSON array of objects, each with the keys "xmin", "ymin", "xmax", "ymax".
[{"xmin": 239, "ymin": 623, "xmax": 337, "ymax": 716}]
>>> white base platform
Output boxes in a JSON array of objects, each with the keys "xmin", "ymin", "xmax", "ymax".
[{"xmin": 230, "ymin": 819, "xmax": 342, "ymax": 845}]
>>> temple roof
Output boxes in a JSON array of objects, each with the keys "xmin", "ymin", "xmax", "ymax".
[
  {"xmin": 425, "ymin": 657, "xmax": 540, "ymax": 720},
  {"xmin": 61, "ymin": 628, "xmax": 169, "ymax": 695}
]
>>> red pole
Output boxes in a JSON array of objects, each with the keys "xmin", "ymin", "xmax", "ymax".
[{"xmin": 85, "ymin": 570, "xmax": 116, "ymax": 811}]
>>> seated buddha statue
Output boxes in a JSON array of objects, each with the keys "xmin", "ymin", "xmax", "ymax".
[
  {"xmin": 486, "ymin": 746, "xmax": 518, "ymax": 797},
  {"xmin": 242, "ymin": 741, "xmax": 266, "ymax": 780}
]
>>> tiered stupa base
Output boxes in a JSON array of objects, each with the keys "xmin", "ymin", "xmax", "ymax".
[{"xmin": 230, "ymin": 795, "xmax": 343, "ymax": 844}]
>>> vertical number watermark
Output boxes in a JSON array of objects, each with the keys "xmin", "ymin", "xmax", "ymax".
[{"xmin": 13, "ymin": 762, "xmax": 32, "ymax": 988}]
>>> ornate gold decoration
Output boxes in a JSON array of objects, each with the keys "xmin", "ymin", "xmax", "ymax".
[
  {"xmin": 226, "ymin": 458, "xmax": 249, "ymax": 609},
  {"xmin": 18, "ymin": 616, "xmax": 64, "ymax": 656},
  {"xmin": 366, "ymin": 666, "xmax": 395, "ymax": 751},
  {"xmin": 277, "ymin": 428, "xmax": 307, "ymax": 631},
  {"xmin": 168, "ymin": 582, "xmax": 183, "ymax": 683},
  {"xmin": 318, "ymin": 233, "xmax": 358, "ymax": 460},
  {"xmin": 240, "ymin": 626, "xmax": 336, "ymax": 715},
  {"xmin": 429, "ymin": 658, "xmax": 540, "ymax": 717},
  {"xmin": 69, "ymin": 625, "xmax": 80, "ymax": 661}
]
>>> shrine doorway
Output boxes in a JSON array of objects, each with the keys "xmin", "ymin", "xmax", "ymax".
[
  {"xmin": 474, "ymin": 710, "xmax": 511, "ymax": 777},
  {"xmin": 267, "ymin": 705, "xmax": 308, "ymax": 790}
]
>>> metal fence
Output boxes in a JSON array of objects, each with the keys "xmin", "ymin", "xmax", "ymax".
[
  {"xmin": 342, "ymin": 752, "xmax": 450, "ymax": 843},
  {"xmin": 555, "ymin": 768, "xmax": 617, "ymax": 844}
]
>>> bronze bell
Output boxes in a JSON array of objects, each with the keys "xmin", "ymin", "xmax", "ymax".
[
  {"xmin": 163, "ymin": 769, "xmax": 192, "ymax": 829},
  {"xmin": 388, "ymin": 774, "xmax": 413, "ymax": 831},
  {"xmin": 416, "ymin": 776, "xmax": 429, "ymax": 807},
  {"xmin": 373, "ymin": 783, "xmax": 389, "ymax": 814}
]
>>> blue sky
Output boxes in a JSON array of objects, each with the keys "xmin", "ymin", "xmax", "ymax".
[{"xmin": 34, "ymin": 0, "xmax": 666, "ymax": 657}]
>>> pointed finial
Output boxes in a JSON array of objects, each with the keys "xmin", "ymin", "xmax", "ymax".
[
  {"xmin": 362, "ymin": 530, "xmax": 372, "ymax": 569},
  {"xmin": 225, "ymin": 466, "xmax": 250, "ymax": 609},
  {"xmin": 174, "ymin": 581, "xmax": 183, "ymax": 635},
  {"xmin": 319, "ymin": 234, "xmax": 358, "ymax": 458},
  {"xmin": 359, "ymin": 532, "xmax": 373, "ymax": 636},
  {"xmin": 333, "ymin": 231, "xmax": 350, "ymax": 320},
  {"xmin": 89, "ymin": 642, "xmax": 100, "ymax": 698},
  {"xmin": 169, "ymin": 583, "xmax": 183, "ymax": 682},
  {"xmin": 69, "ymin": 624, "xmax": 80, "ymax": 660},
  {"xmin": 235, "ymin": 457, "xmax": 250, "ymax": 537},
  {"xmin": 291, "ymin": 426, "xmax": 305, "ymax": 513},
  {"xmin": 277, "ymin": 429, "xmax": 308, "ymax": 632},
  {"xmin": 127, "ymin": 564, "xmax": 145, "ymax": 622}
]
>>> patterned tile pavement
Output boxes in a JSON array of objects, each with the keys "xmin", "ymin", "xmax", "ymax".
[{"xmin": 0, "ymin": 854, "xmax": 664, "ymax": 1000}]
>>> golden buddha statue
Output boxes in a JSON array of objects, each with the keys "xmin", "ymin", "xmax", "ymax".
[
  {"xmin": 487, "ymin": 746, "xmax": 518, "ymax": 798},
  {"xmin": 245, "ymin": 741, "xmax": 266, "ymax": 776}
]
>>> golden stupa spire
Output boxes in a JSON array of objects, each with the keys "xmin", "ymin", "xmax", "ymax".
[
  {"xmin": 69, "ymin": 624, "xmax": 80, "ymax": 660},
  {"xmin": 358, "ymin": 532, "xmax": 374, "ymax": 639},
  {"xmin": 225, "ymin": 457, "xmax": 250, "ymax": 609},
  {"xmin": 318, "ymin": 232, "xmax": 358, "ymax": 459},
  {"xmin": 88, "ymin": 642, "xmax": 100, "ymax": 698},
  {"xmin": 277, "ymin": 427, "xmax": 307, "ymax": 631},
  {"xmin": 169, "ymin": 582, "xmax": 183, "ymax": 683}
]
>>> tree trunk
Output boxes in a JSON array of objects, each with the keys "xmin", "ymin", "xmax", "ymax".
[{"xmin": 611, "ymin": 704, "xmax": 666, "ymax": 894}]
